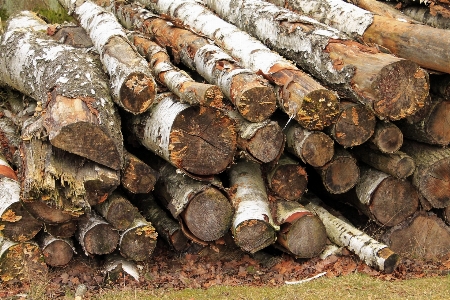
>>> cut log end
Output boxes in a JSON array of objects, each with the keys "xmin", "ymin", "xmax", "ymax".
[
  {"xmin": 44, "ymin": 220, "xmax": 78, "ymax": 239},
  {"xmin": 370, "ymin": 122, "xmax": 403, "ymax": 153},
  {"xmin": 378, "ymin": 247, "xmax": 400, "ymax": 274},
  {"xmin": 120, "ymin": 72, "xmax": 157, "ymax": 114},
  {"xmin": 235, "ymin": 83, "xmax": 277, "ymax": 123},
  {"xmin": 373, "ymin": 61, "xmax": 429, "ymax": 121},
  {"xmin": 120, "ymin": 225, "xmax": 158, "ymax": 261},
  {"xmin": 424, "ymin": 100, "xmax": 450, "ymax": 146},
  {"xmin": 269, "ymin": 164, "xmax": 308, "ymax": 201},
  {"xmin": 0, "ymin": 203, "xmax": 42, "ymax": 242},
  {"xmin": 322, "ymin": 156, "xmax": 359, "ymax": 194},
  {"xmin": 300, "ymin": 131, "xmax": 335, "ymax": 168},
  {"xmin": 419, "ymin": 157, "xmax": 450, "ymax": 208},
  {"xmin": 246, "ymin": 122, "xmax": 284, "ymax": 164},
  {"xmin": 21, "ymin": 200, "xmax": 74, "ymax": 224},
  {"xmin": 83, "ymin": 224, "xmax": 120, "ymax": 255},
  {"xmin": 234, "ymin": 220, "xmax": 276, "ymax": 254},
  {"xmin": 42, "ymin": 240, "xmax": 74, "ymax": 267},
  {"xmin": 395, "ymin": 156, "xmax": 416, "ymax": 179},
  {"xmin": 182, "ymin": 82, "xmax": 224, "ymax": 109}
]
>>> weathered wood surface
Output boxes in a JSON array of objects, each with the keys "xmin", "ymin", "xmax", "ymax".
[
  {"xmin": 402, "ymin": 5, "xmax": 450, "ymax": 29},
  {"xmin": 43, "ymin": 220, "xmax": 78, "ymax": 239},
  {"xmin": 367, "ymin": 121, "xmax": 403, "ymax": 154},
  {"xmin": 95, "ymin": 191, "xmax": 140, "ymax": 231},
  {"xmin": 118, "ymin": 217, "xmax": 158, "ymax": 261},
  {"xmin": 36, "ymin": 232, "xmax": 75, "ymax": 267},
  {"xmin": 121, "ymin": 150, "xmax": 158, "ymax": 194}
]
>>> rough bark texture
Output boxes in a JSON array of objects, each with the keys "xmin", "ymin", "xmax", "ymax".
[
  {"xmin": 119, "ymin": 217, "xmax": 158, "ymax": 261},
  {"xmin": 121, "ymin": 150, "xmax": 158, "ymax": 194},
  {"xmin": 140, "ymin": 0, "xmax": 340, "ymax": 131},
  {"xmin": 59, "ymin": 0, "xmax": 157, "ymax": 114},
  {"xmin": 303, "ymin": 193, "xmax": 399, "ymax": 273},
  {"xmin": 368, "ymin": 121, "xmax": 403, "ymax": 153},
  {"xmin": 94, "ymin": 191, "xmax": 140, "ymax": 231},
  {"xmin": 36, "ymin": 232, "xmax": 75, "ymax": 267},
  {"xmin": 0, "ymin": 11, "xmax": 123, "ymax": 170},
  {"xmin": 204, "ymin": 0, "xmax": 429, "ymax": 121},
  {"xmin": 129, "ymin": 93, "xmax": 237, "ymax": 179},
  {"xmin": 228, "ymin": 159, "xmax": 278, "ymax": 253}
]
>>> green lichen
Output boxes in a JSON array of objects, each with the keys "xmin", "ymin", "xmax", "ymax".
[{"xmin": 33, "ymin": 7, "xmax": 73, "ymax": 24}]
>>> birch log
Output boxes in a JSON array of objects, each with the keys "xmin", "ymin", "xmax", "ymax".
[
  {"xmin": 121, "ymin": 150, "xmax": 158, "ymax": 194},
  {"xmin": 204, "ymin": 0, "xmax": 429, "ymax": 121},
  {"xmin": 0, "ymin": 11, "xmax": 123, "ymax": 170},
  {"xmin": 228, "ymin": 159, "xmax": 278, "ymax": 253},
  {"xmin": 129, "ymin": 92, "xmax": 236, "ymax": 178},
  {"xmin": 303, "ymin": 193, "xmax": 399, "ymax": 273},
  {"xmin": 106, "ymin": 2, "xmax": 277, "ymax": 123},
  {"xmin": 276, "ymin": 0, "xmax": 450, "ymax": 74},
  {"xmin": 344, "ymin": 0, "xmax": 419, "ymax": 22},
  {"xmin": 36, "ymin": 232, "xmax": 75, "ymax": 267},
  {"xmin": 367, "ymin": 121, "xmax": 403, "ymax": 154},
  {"xmin": 58, "ymin": 0, "xmax": 157, "ymax": 114},
  {"xmin": 118, "ymin": 217, "xmax": 158, "ymax": 261},
  {"xmin": 139, "ymin": 0, "xmax": 340, "ymax": 131}
]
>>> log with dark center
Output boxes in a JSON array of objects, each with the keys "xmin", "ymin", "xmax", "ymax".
[
  {"xmin": 368, "ymin": 121, "xmax": 403, "ymax": 154},
  {"xmin": 36, "ymin": 232, "xmax": 75, "ymax": 267},
  {"xmin": 119, "ymin": 218, "xmax": 158, "ymax": 261},
  {"xmin": 121, "ymin": 150, "xmax": 158, "ymax": 194}
]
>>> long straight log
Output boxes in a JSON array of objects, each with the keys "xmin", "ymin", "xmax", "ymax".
[
  {"xmin": 402, "ymin": 5, "xmax": 450, "ymax": 29},
  {"xmin": 36, "ymin": 232, "xmax": 76, "ymax": 267},
  {"xmin": 367, "ymin": 121, "xmax": 403, "ymax": 153},
  {"xmin": 58, "ymin": 0, "xmax": 157, "ymax": 114},
  {"xmin": 0, "ymin": 11, "xmax": 123, "ymax": 170},
  {"xmin": 121, "ymin": 150, "xmax": 158, "ymax": 194},
  {"xmin": 344, "ymin": 0, "xmax": 418, "ymax": 22},
  {"xmin": 139, "ymin": 0, "xmax": 340, "ymax": 131},
  {"xmin": 303, "ymin": 193, "xmax": 399, "ymax": 273}
]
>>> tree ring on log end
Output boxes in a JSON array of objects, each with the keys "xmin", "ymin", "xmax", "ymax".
[
  {"xmin": 300, "ymin": 131, "xmax": 334, "ymax": 167},
  {"xmin": 119, "ymin": 226, "xmax": 157, "ymax": 261},
  {"xmin": 323, "ymin": 156, "xmax": 359, "ymax": 194},
  {"xmin": 270, "ymin": 165, "xmax": 308, "ymax": 201},
  {"xmin": 42, "ymin": 240, "xmax": 74, "ymax": 267},
  {"xmin": 425, "ymin": 100, "xmax": 450, "ymax": 145},
  {"xmin": 247, "ymin": 122, "xmax": 284, "ymax": 163},
  {"xmin": 378, "ymin": 247, "xmax": 399, "ymax": 274},
  {"xmin": 284, "ymin": 215, "xmax": 327, "ymax": 258},
  {"xmin": 120, "ymin": 72, "xmax": 156, "ymax": 114},
  {"xmin": 83, "ymin": 223, "xmax": 119, "ymax": 255},
  {"xmin": 234, "ymin": 219, "xmax": 276, "ymax": 254},
  {"xmin": 419, "ymin": 157, "xmax": 450, "ymax": 208}
]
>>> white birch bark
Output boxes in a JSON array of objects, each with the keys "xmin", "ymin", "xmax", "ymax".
[{"xmin": 103, "ymin": 253, "xmax": 140, "ymax": 281}]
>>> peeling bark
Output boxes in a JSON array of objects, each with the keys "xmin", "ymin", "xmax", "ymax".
[{"xmin": 121, "ymin": 150, "xmax": 158, "ymax": 194}]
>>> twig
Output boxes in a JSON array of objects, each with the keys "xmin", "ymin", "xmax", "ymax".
[{"xmin": 285, "ymin": 272, "xmax": 327, "ymax": 285}]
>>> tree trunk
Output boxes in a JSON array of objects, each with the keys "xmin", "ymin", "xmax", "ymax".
[
  {"xmin": 128, "ymin": 92, "xmax": 236, "ymax": 179},
  {"xmin": 106, "ymin": 2, "xmax": 277, "ymax": 123},
  {"xmin": 121, "ymin": 150, "xmax": 158, "ymax": 194},
  {"xmin": 350, "ymin": 145, "xmax": 415, "ymax": 179},
  {"xmin": 139, "ymin": 0, "xmax": 340, "ymax": 131},
  {"xmin": 43, "ymin": 220, "xmax": 78, "ymax": 239},
  {"xmin": 203, "ymin": 0, "xmax": 429, "ymax": 121},
  {"xmin": 274, "ymin": 199, "xmax": 327, "ymax": 258},
  {"xmin": 401, "ymin": 139, "xmax": 450, "ymax": 208},
  {"xmin": 118, "ymin": 217, "xmax": 158, "ymax": 261},
  {"xmin": 0, "ymin": 155, "xmax": 42, "ymax": 242},
  {"xmin": 303, "ymin": 193, "xmax": 399, "ymax": 273},
  {"xmin": 314, "ymin": 147, "xmax": 360, "ymax": 194},
  {"xmin": 367, "ymin": 121, "xmax": 403, "ymax": 154},
  {"xmin": 266, "ymin": 154, "xmax": 308, "ymax": 201},
  {"xmin": 58, "ymin": 0, "xmax": 157, "ymax": 114},
  {"xmin": 94, "ymin": 191, "xmax": 140, "ymax": 231},
  {"xmin": 326, "ymin": 101, "xmax": 376, "ymax": 147},
  {"xmin": 36, "ymin": 232, "xmax": 75, "ymax": 267},
  {"xmin": 0, "ymin": 11, "xmax": 123, "ymax": 170},
  {"xmin": 227, "ymin": 159, "xmax": 278, "ymax": 253}
]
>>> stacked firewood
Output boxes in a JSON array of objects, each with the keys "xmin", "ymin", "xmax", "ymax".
[{"xmin": 0, "ymin": 0, "xmax": 450, "ymax": 281}]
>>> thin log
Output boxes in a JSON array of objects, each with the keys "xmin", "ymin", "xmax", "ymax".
[
  {"xmin": 203, "ymin": 0, "xmax": 429, "ymax": 121},
  {"xmin": 326, "ymin": 101, "xmax": 376, "ymax": 147},
  {"xmin": 121, "ymin": 150, "xmax": 158, "ymax": 194},
  {"xmin": 266, "ymin": 154, "xmax": 308, "ymax": 201},
  {"xmin": 367, "ymin": 121, "xmax": 403, "ymax": 153},
  {"xmin": 228, "ymin": 158, "xmax": 278, "ymax": 253},
  {"xmin": 59, "ymin": 0, "xmax": 157, "ymax": 114},
  {"xmin": 128, "ymin": 92, "xmax": 237, "ymax": 178},
  {"xmin": 274, "ymin": 199, "xmax": 327, "ymax": 258},
  {"xmin": 36, "ymin": 232, "xmax": 76, "ymax": 267},
  {"xmin": 119, "ymin": 217, "xmax": 158, "ymax": 261},
  {"xmin": 0, "ymin": 11, "xmax": 123, "ymax": 170},
  {"xmin": 43, "ymin": 220, "xmax": 78, "ymax": 239},
  {"xmin": 303, "ymin": 193, "xmax": 399, "ymax": 273},
  {"xmin": 401, "ymin": 139, "xmax": 450, "ymax": 208},
  {"xmin": 94, "ymin": 191, "xmax": 140, "ymax": 231},
  {"xmin": 139, "ymin": 0, "xmax": 340, "ymax": 130}
]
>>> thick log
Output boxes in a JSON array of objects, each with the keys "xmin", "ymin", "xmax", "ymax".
[
  {"xmin": 0, "ymin": 11, "xmax": 123, "ymax": 170},
  {"xmin": 382, "ymin": 211, "xmax": 450, "ymax": 260},
  {"xmin": 94, "ymin": 191, "xmax": 140, "ymax": 231},
  {"xmin": 131, "ymin": 33, "xmax": 225, "ymax": 109},
  {"xmin": 367, "ymin": 121, "xmax": 403, "ymax": 153},
  {"xmin": 303, "ymin": 193, "xmax": 399, "ymax": 273},
  {"xmin": 350, "ymin": 145, "xmax": 415, "ymax": 179},
  {"xmin": 59, "ymin": 0, "xmax": 157, "ymax": 114},
  {"xmin": 0, "ymin": 154, "xmax": 42, "ymax": 242},
  {"xmin": 36, "ymin": 232, "xmax": 75, "ymax": 267},
  {"xmin": 118, "ymin": 218, "xmax": 158, "ymax": 261},
  {"xmin": 402, "ymin": 5, "xmax": 450, "ymax": 29},
  {"xmin": 326, "ymin": 101, "xmax": 376, "ymax": 147},
  {"xmin": 153, "ymin": 162, "xmax": 233, "ymax": 242},
  {"xmin": 76, "ymin": 210, "xmax": 120, "ymax": 256},
  {"xmin": 0, "ymin": 237, "xmax": 47, "ymax": 282},
  {"xmin": 401, "ymin": 139, "xmax": 450, "ymax": 208},
  {"xmin": 121, "ymin": 150, "xmax": 158, "ymax": 194},
  {"xmin": 314, "ymin": 147, "xmax": 360, "ymax": 194},
  {"xmin": 203, "ymin": 0, "xmax": 429, "ymax": 121},
  {"xmin": 43, "ymin": 220, "xmax": 78, "ymax": 239},
  {"xmin": 133, "ymin": 193, "xmax": 190, "ymax": 252},
  {"xmin": 274, "ymin": 199, "xmax": 327, "ymax": 258},
  {"xmin": 139, "ymin": 0, "xmax": 340, "ymax": 131},
  {"xmin": 129, "ymin": 92, "xmax": 237, "ymax": 178},
  {"xmin": 106, "ymin": 2, "xmax": 277, "ymax": 123},
  {"xmin": 266, "ymin": 154, "xmax": 308, "ymax": 201},
  {"xmin": 228, "ymin": 159, "xmax": 278, "ymax": 253}
]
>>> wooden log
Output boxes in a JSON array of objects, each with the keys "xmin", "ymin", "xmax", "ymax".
[
  {"xmin": 0, "ymin": 11, "xmax": 123, "ymax": 170},
  {"xmin": 266, "ymin": 154, "xmax": 308, "ymax": 201},
  {"xmin": 402, "ymin": 5, "xmax": 450, "ymax": 29},
  {"xmin": 326, "ymin": 101, "xmax": 376, "ymax": 147},
  {"xmin": 36, "ymin": 232, "xmax": 75, "ymax": 267},
  {"xmin": 350, "ymin": 145, "xmax": 415, "ymax": 179},
  {"xmin": 0, "ymin": 237, "xmax": 48, "ymax": 283},
  {"xmin": 395, "ymin": 96, "xmax": 450, "ymax": 146},
  {"xmin": 440, "ymin": 205, "xmax": 450, "ymax": 225},
  {"xmin": 128, "ymin": 92, "xmax": 236, "ymax": 178},
  {"xmin": 106, "ymin": 2, "xmax": 277, "ymax": 123},
  {"xmin": 303, "ymin": 193, "xmax": 399, "ymax": 273},
  {"xmin": 430, "ymin": 74, "xmax": 450, "ymax": 99},
  {"xmin": 76, "ymin": 210, "xmax": 120, "ymax": 256},
  {"xmin": 203, "ymin": 0, "xmax": 429, "ymax": 121},
  {"xmin": 401, "ymin": 139, "xmax": 450, "ymax": 208},
  {"xmin": 344, "ymin": 0, "xmax": 419, "ymax": 22},
  {"xmin": 228, "ymin": 158, "xmax": 278, "ymax": 253},
  {"xmin": 118, "ymin": 217, "xmax": 158, "ymax": 261},
  {"xmin": 94, "ymin": 191, "xmax": 140, "ymax": 231},
  {"xmin": 49, "ymin": 24, "xmax": 94, "ymax": 48},
  {"xmin": 59, "ymin": 0, "xmax": 157, "ymax": 114},
  {"xmin": 43, "ymin": 220, "xmax": 78, "ymax": 239},
  {"xmin": 153, "ymin": 162, "xmax": 233, "ymax": 242},
  {"xmin": 314, "ymin": 147, "xmax": 360, "ymax": 194},
  {"xmin": 121, "ymin": 150, "xmax": 158, "ymax": 194},
  {"xmin": 0, "ymin": 154, "xmax": 42, "ymax": 242},
  {"xmin": 367, "ymin": 121, "xmax": 403, "ymax": 154},
  {"xmin": 382, "ymin": 211, "xmax": 450, "ymax": 260},
  {"xmin": 274, "ymin": 199, "xmax": 327, "ymax": 258},
  {"xmin": 133, "ymin": 193, "xmax": 190, "ymax": 252},
  {"xmin": 139, "ymin": 0, "xmax": 340, "ymax": 131}
]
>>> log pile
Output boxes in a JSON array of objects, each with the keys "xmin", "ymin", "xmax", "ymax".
[{"xmin": 1, "ymin": 0, "xmax": 450, "ymax": 282}]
